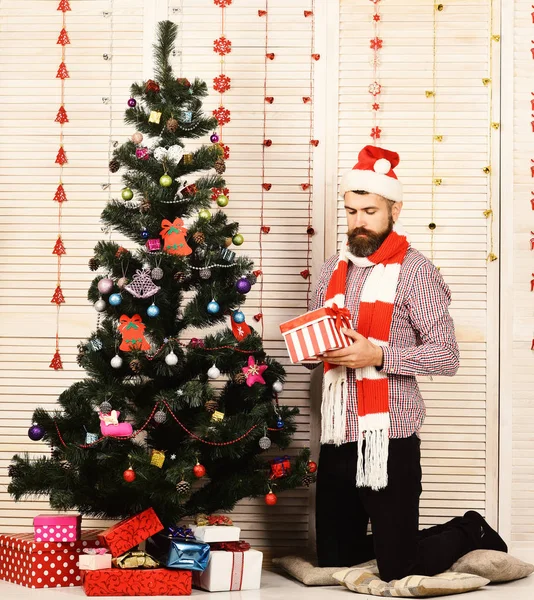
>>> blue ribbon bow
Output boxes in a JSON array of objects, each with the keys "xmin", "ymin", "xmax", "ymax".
[{"xmin": 168, "ymin": 525, "xmax": 195, "ymax": 540}]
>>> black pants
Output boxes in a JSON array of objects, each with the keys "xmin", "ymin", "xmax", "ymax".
[{"xmin": 316, "ymin": 435, "xmax": 476, "ymax": 582}]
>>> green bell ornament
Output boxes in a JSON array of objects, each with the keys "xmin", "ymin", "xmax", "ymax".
[{"xmin": 159, "ymin": 174, "xmax": 173, "ymax": 187}]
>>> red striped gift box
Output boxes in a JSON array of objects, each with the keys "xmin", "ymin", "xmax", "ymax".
[{"xmin": 279, "ymin": 306, "xmax": 353, "ymax": 364}]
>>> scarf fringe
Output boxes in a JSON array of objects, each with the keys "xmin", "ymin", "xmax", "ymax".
[
  {"xmin": 357, "ymin": 428, "xmax": 389, "ymax": 491},
  {"xmin": 320, "ymin": 366, "xmax": 347, "ymax": 446}
]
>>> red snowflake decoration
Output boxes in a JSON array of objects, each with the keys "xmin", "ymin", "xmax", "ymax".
[
  {"xmin": 372, "ymin": 102, "xmax": 380, "ymax": 111},
  {"xmin": 213, "ymin": 36, "xmax": 232, "ymax": 56},
  {"xmin": 213, "ymin": 106, "xmax": 231, "ymax": 126},
  {"xmin": 370, "ymin": 127, "xmax": 382, "ymax": 140},
  {"xmin": 213, "ymin": 74, "xmax": 231, "ymax": 93},
  {"xmin": 211, "ymin": 187, "xmax": 230, "ymax": 201},
  {"xmin": 370, "ymin": 37, "xmax": 383, "ymax": 50},
  {"xmin": 214, "ymin": 0, "xmax": 232, "ymax": 6},
  {"xmin": 373, "ymin": 13, "xmax": 381, "ymax": 22},
  {"xmin": 218, "ymin": 143, "xmax": 230, "ymax": 160},
  {"xmin": 368, "ymin": 82, "xmax": 382, "ymax": 96}
]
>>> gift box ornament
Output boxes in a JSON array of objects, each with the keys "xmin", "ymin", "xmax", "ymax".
[
  {"xmin": 79, "ymin": 548, "xmax": 112, "ymax": 571},
  {"xmin": 193, "ymin": 542, "xmax": 263, "ymax": 592},
  {"xmin": 0, "ymin": 529, "xmax": 103, "ymax": 588},
  {"xmin": 33, "ymin": 513, "xmax": 81, "ymax": 542},
  {"xmin": 269, "ymin": 455, "xmax": 291, "ymax": 479},
  {"xmin": 146, "ymin": 238, "xmax": 161, "ymax": 252},
  {"xmin": 97, "ymin": 507, "xmax": 164, "ymax": 558},
  {"xmin": 191, "ymin": 514, "xmax": 240, "ymax": 543},
  {"xmin": 279, "ymin": 305, "xmax": 354, "ymax": 364},
  {"xmin": 81, "ymin": 568, "xmax": 192, "ymax": 597},
  {"xmin": 219, "ymin": 247, "xmax": 236, "ymax": 263},
  {"xmin": 112, "ymin": 550, "xmax": 160, "ymax": 569},
  {"xmin": 146, "ymin": 527, "xmax": 210, "ymax": 572}
]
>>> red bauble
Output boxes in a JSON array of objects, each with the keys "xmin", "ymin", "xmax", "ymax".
[
  {"xmin": 123, "ymin": 468, "xmax": 136, "ymax": 482},
  {"xmin": 193, "ymin": 463, "xmax": 206, "ymax": 478},
  {"xmin": 265, "ymin": 492, "xmax": 278, "ymax": 506},
  {"xmin": 308, "ymin": 460, "xmax": 318, "ymax": 473}
]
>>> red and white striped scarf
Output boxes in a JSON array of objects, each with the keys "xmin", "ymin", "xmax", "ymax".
[{"xmin": 322, "ymin": 224, "xmax": 409, "ymax": 490}]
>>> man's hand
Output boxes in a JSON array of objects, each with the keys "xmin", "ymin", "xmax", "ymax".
[{"xmin": 317, "ymin": 328, "xmax": 383, "ymax": 369}]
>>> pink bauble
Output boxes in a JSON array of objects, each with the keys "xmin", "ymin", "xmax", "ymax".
[
  {"xmin": 136, "ymin": 147, "xmax": 150, "ymax": 160},
  {"xmin": 131, "ymin": 132, "xmax": 143, "ymax": 145},
  {"xmin": 97, "ymin": 278, "xmax": 114, "ymax": 294}
]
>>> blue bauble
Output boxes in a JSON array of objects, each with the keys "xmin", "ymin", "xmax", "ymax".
[
  {"xmin": 28, "ymin": 424, "xmax": 45, "ymax": 441},
  {"xmin": 147, "ymin": 303, "xmax": 160, "ymax": 318},
  {"xmin": 276, "ymin": 419, "xmax": 284, "ymax": 429},
  {"xmin": 207, "ymin": 300, "xmax": 220, "ymax": 314},
  {"xmin": 141, "ymin": 228, "xmax": 150, "ymax": 239},
  {"xmin": 108, "ymin": 293, "xmax": 122, "ymax": 306},
  {"xmin": 233, "ymin": 310, "xmax": 245, "ymax": 324}
]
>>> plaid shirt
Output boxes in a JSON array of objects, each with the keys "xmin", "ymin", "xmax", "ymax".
[{"xmin": 307, "ymin": 246, "xmax": 459, "ymax": 441}]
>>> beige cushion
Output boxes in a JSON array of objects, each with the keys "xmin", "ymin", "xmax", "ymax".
[
  {"xmin": 272, "ymin": 555, "xmax": 342, "ymax": 586},
  {"xmin": 333, "ymin": 566, "xmax": 489, "ymax": 597},
  {"xmin": 451, "ymin": 550, "xmax": 534, "ymax": 583}
]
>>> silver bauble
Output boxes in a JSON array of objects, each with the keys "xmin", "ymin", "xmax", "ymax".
[
  {"xmin": 272, "ymin": 380, "xmax": 284, "ymax": 394},
  {"xmin": 110, "ymin": 355, "xmax": 123, "ymax": 369},
  {"xmin": 151, "ymin": 267, "xmax": 163, "ymax": 280},
  {"xmin": 154, "ymin": 410, "xmax": 167, "ymax": 424},
  {"xmin": 94, "ymin": 299, "xmax": 107, "ymax": 312},
  {"xmin": 100, "ymin": 401, "xmax": 112, "ymax": 413},
  {"xmin": 165, "ymin": 351, "xmax": 178, "ymax": 366},
  {"xmin": 199, "ymin": 268, "xmax": 211, "ymax": 280},
  {"xmin": 259, "ymin": 436, "xmax": 272, "ymax": 450}
]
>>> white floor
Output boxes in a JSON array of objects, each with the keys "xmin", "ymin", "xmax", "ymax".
[{"xmin": 0, "ymin": 568, "xmax": 533, "ymax": 600}]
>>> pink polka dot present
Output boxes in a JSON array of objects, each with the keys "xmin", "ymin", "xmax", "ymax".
[{"xmin": 33, "ymin": 514, "xmax": 81, "ymax": 542}]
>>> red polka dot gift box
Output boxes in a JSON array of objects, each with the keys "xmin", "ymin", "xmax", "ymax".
[
  {"xmin": 0, "ymin": 529, "xmax": 103, "ymax": 589},
  {"xmin": 33, "ymin": 513, "xmax": 81, "ymax": 542}
]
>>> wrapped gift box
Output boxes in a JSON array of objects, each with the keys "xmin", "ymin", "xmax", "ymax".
[
  {"xmin": 193, "ymin": 546, "xmax": 263, "ymax": 592},
  {"xmin": 0, "ymin": 529, "xmax": 103, "ymax": 589},
  {"xmin": 280, "ymin": 306, "xmax": 353, "ymax": 363},
  {"xmin": 146, "ymin": 532, "xmax": 210, "ymax": 572},
  {"xmin": 81, "ymin": 567, "xmax": 192, "ymax": 596},
  {"xmin": 79, "ymin": 550, "xmax": 112, "ymax": 571},
  {"xmin": 190, "ymin": 525, "xmax": 240, "ymax": 543},
  {"xmin": 98, "ymin": 507, "xmax": 163, "ymax": 557},
  {"xmin": 33, "ymin": 513, "xmax": 81, "ymax": 542}
]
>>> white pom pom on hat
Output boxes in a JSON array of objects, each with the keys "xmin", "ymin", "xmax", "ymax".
[{"xmin": 339, "ymin": 145, "xmax": 403, "ymax": 202}]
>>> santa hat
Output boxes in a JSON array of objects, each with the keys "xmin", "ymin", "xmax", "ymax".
[{"xmin": 339, "ymin": 145, "xmax": 403, "ymax": 203}]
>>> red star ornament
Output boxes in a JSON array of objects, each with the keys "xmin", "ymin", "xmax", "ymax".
[
  {"xmin": 372, "ymin": 102, "xmax": 380, "ymax": 111},
  {"xmin": 242, "ymin": 356, "xmax": 267, "ymax": 386},
  {"xmin": 373, "ymin": 13, "xmax": 381, "ymax": 22}
]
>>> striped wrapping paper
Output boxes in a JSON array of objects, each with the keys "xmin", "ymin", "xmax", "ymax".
[{"xmin": 280, "ymin": 307, "xmax": 353, "ymax": 364}]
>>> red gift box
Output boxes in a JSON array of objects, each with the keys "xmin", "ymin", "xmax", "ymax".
[
  {"xmin": 0, "ymin": 529, "xmax": 103, "ymax": 589},
  {"xmin": 279, "ymin": 305, "xmax": 353, "ymax": 363},
  {"xmin": 82, "ymin": 567, "xmax": 192, "ymax": 596},
  {"xmin": 97, "ymin": 507, "xmax": 164, "ymax": 557},
  {"xmin": 269, "ymin": 455, "xmax": 291, "ymax": 479}
]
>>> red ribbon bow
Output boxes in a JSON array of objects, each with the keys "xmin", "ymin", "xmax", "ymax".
[
  {"xmin": 328, "ymin": 304, "xmax": 352, "ymax": 332},
  {"xmin": 118, "ymin": 314, "xmax": 144, "ymax": 334},
  {"xmin": 210, "ymin": 541, "xmax": 251, "ymax": 552}
]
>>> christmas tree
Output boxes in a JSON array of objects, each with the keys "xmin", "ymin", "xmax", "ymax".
[{"xmin": 9, "ymin": 21, "xmax": 314, "ymax": 526}]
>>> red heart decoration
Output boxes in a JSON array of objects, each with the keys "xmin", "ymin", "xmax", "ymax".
[
  {"xmin": 302, "ymin": 96, "xmax": 312, "ymax": 103},
  {"xmin": 265, "ymin": 96, "xmax": 274, "ymax": 104},
  {"xmin": 300, "ymin": 269, "xmax": 310, "ymax": 279},
  {"xmin": 253, "ymin": 269, "xmax": 263, "ymax": 277},
  {"xmin": 301, "ymin": 183, "xmax": 311, "ymax": 191},
  {"xmin": 261, "ymin": 226, "xmax": 271, "ymax": 234},
  {"xmin": 263, "ymin": 139, "xmax": 273, "ymax": 147},
  {"xmin": 304, "ymin": 10, "xmax": 314, "ymax": 17},
  {"xmin": 254, "ymin": 313, "xmax": 263, "ymax": 322},
  {"xmin": 266, "ymin": 53, "xmax": 275, "ymax": 60},
  {"xmin": 312, "ymin": 53, "xmax": 321, "ymax": 61},
  {"xmin": 307, "ymin": 226, "xmax": 315, "ymax": 235},
  {"xmin": 310, "ymin": 139, "xmax": 319, "ymax": 147},
  {"xmin": 258, "ymin": 10, "xmax": 267, "ymax": 16},
  {"xmin": 262, "ymin": 183, "xmax": 272, "ymax": 191}
]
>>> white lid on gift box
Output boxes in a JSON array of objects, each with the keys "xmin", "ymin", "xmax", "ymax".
[{"xmin": 190, "ymin": 525, "xmax": 241, "ymax": 543}]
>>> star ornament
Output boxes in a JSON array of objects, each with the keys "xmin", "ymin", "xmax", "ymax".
[{"xmin": 242, "ymin": 356, "xmax": 268, "ymax": 387}]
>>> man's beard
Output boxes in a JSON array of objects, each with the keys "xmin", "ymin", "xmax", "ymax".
[{"xmin": 347, "ymin": 215, "xmax": 394, "ymax": 257}]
